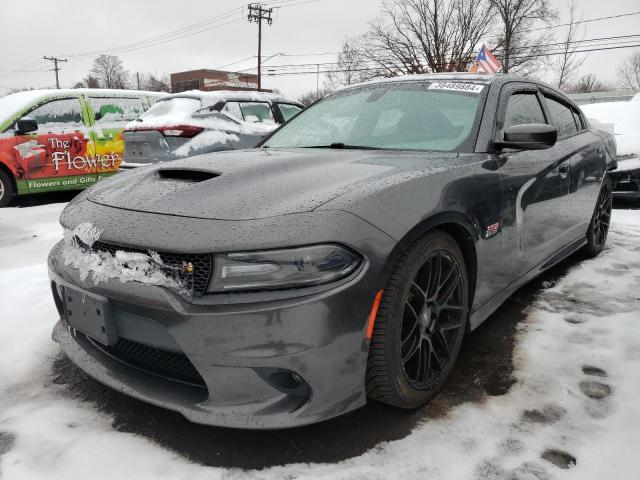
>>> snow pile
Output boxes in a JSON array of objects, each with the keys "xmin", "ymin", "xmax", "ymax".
[
  {"xmin": 581, "ymin": 101, "xmax": 640, "ymax": 156},
  {"xmin": 615, "ymin": 156, "xmax": 640, "ymax": 172},
  {"xmin": 61, "ymin": 222, "xmax": 183, "ymax": 291},
  {"xmin": 0, "ymin": 204, "xmax": 639, "ymax": 479}
]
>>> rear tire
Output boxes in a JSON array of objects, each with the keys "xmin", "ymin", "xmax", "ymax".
[
  {"xmin": 0, "ymin": 170, "xmax": 15, "ymax": 208},
  {"xmin": 366, "ymin": 230, "xmax": 469, "ymax": 409},
  {"xmin": 583, "ymin": 176, "xmax": 612, "ymax": 258}
]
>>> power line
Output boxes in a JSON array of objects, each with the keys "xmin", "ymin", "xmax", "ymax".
[
  {"xmin": 60, "ymin": 7, "xmax": 245, "ymax": 59},
  {"xmin": 262, "ymin": 42, "xmax": 640, "ymax": 76}
]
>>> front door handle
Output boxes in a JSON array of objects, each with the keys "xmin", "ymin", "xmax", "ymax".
[{"xmin": 559, "ymin": 164, "xmax": 569, "ymax": 179}]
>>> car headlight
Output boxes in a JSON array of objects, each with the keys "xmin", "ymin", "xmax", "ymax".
[{"xmin": 208, "ymin": 244, "xmax": 362, "ymax": 292}]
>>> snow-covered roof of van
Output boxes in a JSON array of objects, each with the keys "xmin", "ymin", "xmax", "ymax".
[
  {"xmin": 0, "ymin": 88, "xmax": 167, "ymax": 126},
  {"xmin": 163, "ymin": 90, "xmax": 300, "ymax": 106}
]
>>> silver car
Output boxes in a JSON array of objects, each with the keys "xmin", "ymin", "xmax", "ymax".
[{"xmin": 122, "ymin": 90, "xmax": 303, "ymax": 167}]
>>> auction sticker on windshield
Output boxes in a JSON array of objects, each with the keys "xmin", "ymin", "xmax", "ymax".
[{"xmin": 428, "ymin": 82, "xmax": 484, "ymax": 93}]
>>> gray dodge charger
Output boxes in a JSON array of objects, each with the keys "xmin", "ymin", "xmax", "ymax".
[{"xmin": 49, "ymin": 73, "xmax": 614, "ymax": 429}]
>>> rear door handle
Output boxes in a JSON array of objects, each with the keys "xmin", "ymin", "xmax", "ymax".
[{"xmin": 559, "ymin": 164, "xmax": 569, "ymax": 178}]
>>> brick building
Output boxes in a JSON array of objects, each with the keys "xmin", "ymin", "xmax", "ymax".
[{"xmin": 170, "ymin": 69, "xmax": 262, "ymax": 93}]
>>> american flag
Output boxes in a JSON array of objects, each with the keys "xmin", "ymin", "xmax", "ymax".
[{"xmin": 469, "ymin": 44, "xmax": 502, "ymax": 74}]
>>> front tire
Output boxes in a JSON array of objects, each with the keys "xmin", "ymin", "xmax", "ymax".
[
  {"xmin": 583, "ymin": 176, "xmax": 612, "ymax": 258},
  {"xmin": 366, "ymin": 230, "xmax": 469, "ymax": 409},
  {"xmin": 0, "ymin": 170, "xmax": 15, "ymax": 208}
]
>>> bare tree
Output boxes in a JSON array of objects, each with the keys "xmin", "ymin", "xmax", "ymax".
[
  {"xmin": 74, "ymin": 75, "xmax": 100, "ymax": 89},
  {"xmin": 618, "ymin": 52, "xmax": 640, "ymax": 90},
  {"xmin": 551, "ymin": 0, "xmax": 585, "ymax": 90},
  {"xmin": 142, "ymin": 73, "xmax": 171, "ymax": 92},
  {"xmin": 489, "ymin": 0, "xmax": 557, "ymax": 73},
  {"xmin": 90, "ymin": 55, "xmax": 130, "ymax": 89},
  {"xmin": 325, "ymin": 41, "xmax": 371, "ymax": 89},
  {"xmin": 567, "ymin": 73, "xmax": 610, "ymax": 93},
  {"xmin": 298, "ymin": 87, "xmax": 332, "ymax": 106},
  {"xmin": 350, "ymin": 0, "xmax": 494, "ymax": 77}
]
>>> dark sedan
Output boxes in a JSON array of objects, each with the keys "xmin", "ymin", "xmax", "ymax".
[{"xmin": 48, "ymin": 73, "xmax": 614, "ymax": 429}]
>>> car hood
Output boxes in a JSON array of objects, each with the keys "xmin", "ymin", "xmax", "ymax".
[{"xmin": 88, "ymin": 148, "xmax": 460, "ymax": 220}]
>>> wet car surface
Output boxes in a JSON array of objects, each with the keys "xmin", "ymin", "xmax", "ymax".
[{"xmin": 48, "ymin": 73, "xmax": 615, "ymax": 429}]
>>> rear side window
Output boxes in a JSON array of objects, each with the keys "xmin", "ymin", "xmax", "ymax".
[
  {"xmin": 278, "ymin": 103, "xmax": 303, "ymax": 122},
  {"xmin": 503, "ymin": 93, "xmax": 546, "ymax": 129},
  {"xmin": 544, "ymin": 95, "xmax": 578, "ymax": 137},
  {"xmin": 90, "ymin": 97, "xmax": 145, "ymax": 125},
  {"xmin": 238, "ymin": 102, "xmax": 275, "ymax": 124},
  {"xmin": 572, "ymin": 107, "xmax": 585, "ymax": 130},
  {"xmin": 221, "ymin": 102, "xmax": 243, "ymax": 121}
]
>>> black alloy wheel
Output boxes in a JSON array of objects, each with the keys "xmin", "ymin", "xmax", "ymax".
[
  {"xmin": 401, "ymin": 251, "xmax": 464, "ymax": 390},
  {"xmin": 366, "ymin": 230, "xmax": 469, "ymax": 409},
  {"xmin": 584, "ymin": 176, "xmax": 613, "ymax": 257}
]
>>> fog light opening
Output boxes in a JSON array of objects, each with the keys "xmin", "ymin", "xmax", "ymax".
[{"xmin": 255, "ymin": 368, "xmax": 311, "ymax": 398}]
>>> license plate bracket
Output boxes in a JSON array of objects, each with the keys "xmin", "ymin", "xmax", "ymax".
[{"xmin": 62, "ymin": 285, "xmax": 117, "ymax": 346}]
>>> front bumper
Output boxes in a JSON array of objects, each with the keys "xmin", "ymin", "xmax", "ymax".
[
  {"xmin": 609, "ymin": 164, "xmax": 640, "ymax": 198},
  {"xmin": 48, "ymin": 208, "xmax": 395, "ymax": 429}
]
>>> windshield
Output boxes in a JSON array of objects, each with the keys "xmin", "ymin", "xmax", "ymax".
[
  {"xmin": 263, "ymin": 82, "xmax": 485, "ymax": 152},
  {"xmin": 138, "ymin": 97, "xmax": 201, "ymax": 120}
]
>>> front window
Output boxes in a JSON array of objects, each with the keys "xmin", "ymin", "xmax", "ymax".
[
  {"xmin": 263, "ymin": 82, "xmax": 485, "ymax": 152},
  {"xmin": 25, "ymin": 98, "xmax": 84, "ymax": 130}
]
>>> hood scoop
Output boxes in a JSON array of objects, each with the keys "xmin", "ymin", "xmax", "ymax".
[{"xmin": 156, "ymin": 169, "xmax": 219, "ymax": 183}]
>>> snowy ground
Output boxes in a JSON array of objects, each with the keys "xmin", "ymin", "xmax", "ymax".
[{"xmin": 1, "ymin": 202, "xmax": 639, "ymax": 479}]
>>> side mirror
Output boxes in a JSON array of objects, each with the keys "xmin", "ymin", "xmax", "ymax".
[
  {"xmin": 94, "ymin": 111, "xmax": 103, "ymax": 121},
  {"xmin": 14, "ymin": 118, "xmax": 38, "ymax": 135},
  {"xmin": 496, "ymin": 123, "xmax": 557, "ymax": 151}
]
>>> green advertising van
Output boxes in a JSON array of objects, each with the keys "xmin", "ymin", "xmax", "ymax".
[{"xmin": 0, "ymin": 88, "xmax": 165, "ymax": 207}]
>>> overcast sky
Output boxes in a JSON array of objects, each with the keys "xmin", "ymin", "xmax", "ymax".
[{"xmin": 0, "ymin": 0, "xmax": 638, "ymax": 99}]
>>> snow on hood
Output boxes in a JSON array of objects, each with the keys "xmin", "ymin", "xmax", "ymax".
[
  {"xmin": 62, "ymin": 222, "xmax": 185, "ymax": 292},
  {"xmin": 581, "ymin": 101, "xmax": 640, "ymax": 156}
]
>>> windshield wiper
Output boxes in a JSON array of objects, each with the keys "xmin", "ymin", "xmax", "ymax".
[{"xmin": 303, "ymin": 143, "xmax": 380, "ymax": 150}]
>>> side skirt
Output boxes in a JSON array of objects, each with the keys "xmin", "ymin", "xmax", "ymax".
[{"xmin": 468, "ymin": 235, "xmax": 587, "ymax": 331}]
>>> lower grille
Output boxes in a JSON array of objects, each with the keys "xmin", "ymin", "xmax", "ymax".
[
  {"xmin": 90, "ymin": 336, "xmax": 207, "ymax": 387},
  {"xmin": 77, "ymin": 239, "xmax": 212, "ymax": 296},
  {"xmin": 613, "ymin": 181, "xmax": 639, "ymax": 192}
]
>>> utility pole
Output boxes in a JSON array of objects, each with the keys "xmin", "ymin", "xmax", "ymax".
[
  {"xmin": 316, "ymin": 63, "xmax": 320, "ymax": 98},
  {"xmin": 136, "ymin": 72, "xmax": 141, "ymax": 90},
  {"xmin": 43, "ymin": 56, "xmax": 67, "ymax": 89},
  {"xmin": 247, "ymin": 4, "xmax": 273, "ymax": 91}
]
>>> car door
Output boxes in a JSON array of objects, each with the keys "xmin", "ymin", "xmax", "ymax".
[
  {"xmin": 495, "ymin": 84, "xmax": 571, "ymax": 278},
  {"xmin": 13, "ymin": 96, "xmax": 94, "ymax": 193},
  {"xmin": 540, "ymin": 92, "xmax": 606, "ymax": 240},
  {"xmin": 87, "ymin": 95, "xmax": 146, "ymax": 181}
]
